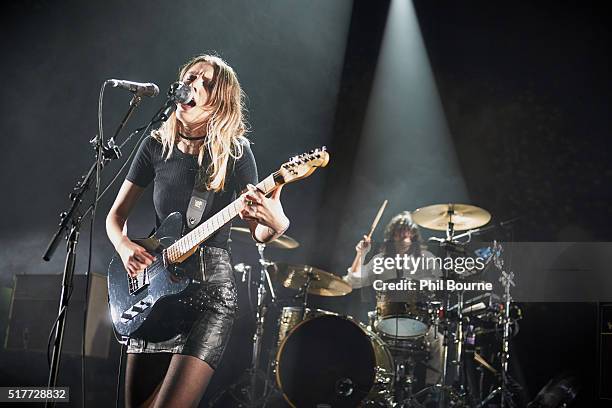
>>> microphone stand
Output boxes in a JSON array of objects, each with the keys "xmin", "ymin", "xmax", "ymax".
[
  {"xmin": 42, "ymin": 82, "xmax": 181, "ymax": 406},
  {"xmin": 42, "ymin": 92, "xmax": 142, "ymax": 407}
]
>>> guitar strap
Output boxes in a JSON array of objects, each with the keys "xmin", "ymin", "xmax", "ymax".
[
  {"xmin": 186, "ymin": 185, "xmax": 213, "ymax": 230},
  {"xmin": 185, "ymin": 154, "xmax": 237, "ymax": 230},
  {"xmin": 186, "ymin": 162, "xmax": 214, "ymax": 230}
]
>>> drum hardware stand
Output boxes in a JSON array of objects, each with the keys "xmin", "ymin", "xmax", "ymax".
[
  {"xmin": 497, "ymin": 242, "xmax": 515, "ymax": 407},
  {"xmin": 293, "ymin": 267, "xmax": 317, "ymax": 319},
  {"xmin": 477, "ymin": 241, "xmax": 516, "ymax": 408},
  {"xmin": 452, "ymin": 291, "xmax": 468, "ymax": 394},
  {"xmin": 216, "ymin": 244, "xmax": 278, "ymax": 407},
  {"xmin": 438, "ymin": 218, "xmax": 455, "ymax": 397},
  {"xmin": 430, "ymin": 215, "xmax": 472, "ymax": 407},
  {"xmin": 476, "ymin": 363, "xmax": 485, "ymax": 403},
  {"xmin": 394, "ymin": 355, "xmax": 429, "ymax": 408},
  {"xmin": 248, "ymin": 243, "xmax": 278, "ymax": 406}
]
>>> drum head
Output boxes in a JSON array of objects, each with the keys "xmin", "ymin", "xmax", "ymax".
[
  {"xmin": 276, "ymin": 315, "xmax": 377, "ymax": 407},
  {"xmin": 377, "ymin": 316, "xmax": 429, "ymax": 338}
]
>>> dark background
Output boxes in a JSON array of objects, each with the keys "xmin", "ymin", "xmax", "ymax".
[{"xmin": 0, "ymin": 0, "xmax": 610, "ymax": 406}]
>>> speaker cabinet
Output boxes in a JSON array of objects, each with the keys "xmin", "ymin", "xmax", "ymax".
[{"xmin": 4, "ymin": 273, "xmax": 112, "ymax": 358}]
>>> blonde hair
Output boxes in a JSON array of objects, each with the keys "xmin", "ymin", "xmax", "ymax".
[{"xmin": 152, "ymin": 54, "xmax": 248, "ymax": 191}]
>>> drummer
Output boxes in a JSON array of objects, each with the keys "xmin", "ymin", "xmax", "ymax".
[
  {"xmin": 343, "ymin": 211, "xmax": 443, "ymax": 385},
  {"xmin": 344, "ymin": 211, "xmax": 441, "ymax": 287}
]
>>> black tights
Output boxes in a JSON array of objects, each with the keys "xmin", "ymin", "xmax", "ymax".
[{"xmin": 125, "ymin": 353, "xmax": 215, "ymax": 408}]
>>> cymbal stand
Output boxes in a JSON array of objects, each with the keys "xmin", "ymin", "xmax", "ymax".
[
  {"xmin": 215, "ymin": 243, "xmax": 276, "ymax": 407},
  {"xmin": 497, "ymin": 242, "xmax": 514, "ymax": 407},
  {"xmin": 441, "ymin": 215, "xmax": 455, "ymax": 389},
  {"xmin": 294, "ymin": 267, "xmax": 317, "ymax": 319},
  {"xmin": 454, "ymin": 290, "xmax": 466, "ymax": 385},
  {"xmin": 477, "ymin": 241, "xmax": 516, "ymax": 407},
  {"xmin": 247, "ymin": 243, "xmax": 277, "ymax": 405},
  {"xmin": 437, "ymin": 214, "xmax": 469, "ymax": 405}
]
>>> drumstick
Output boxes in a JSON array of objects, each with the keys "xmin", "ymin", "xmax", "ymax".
[
  {"xmin": 350, "ymin": 200, "xmax": 388, "ymax": 274},
  {"xmin": 474, "ymin": 352, "xmax": 498, "ymax": 374},
  {"xmin": 367, "ymin": 200, "xmax": 388, "ymax": 239}
]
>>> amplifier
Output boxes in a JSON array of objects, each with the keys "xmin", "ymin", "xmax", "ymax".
[{"xmin": 4, "ymin": 273, "xmax": 112, "ymax": 358}]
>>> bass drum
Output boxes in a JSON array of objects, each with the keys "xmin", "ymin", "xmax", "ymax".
[
  {"xmin": 276, "ymin": 306, "xmax": 332, "ymax": 347},
  {"xmin": 275, "ymin": 314, "xmax": 393, "ymax": 407}
]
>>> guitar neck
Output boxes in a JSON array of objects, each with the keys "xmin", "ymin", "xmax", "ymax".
[{"xmin": 165, "ymin": 173, "xmax": 279, "ymax": 264}]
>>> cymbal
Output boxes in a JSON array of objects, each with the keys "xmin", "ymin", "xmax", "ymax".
[
  {"xmin": 230, "ymin": 227, "xmax": 299, "ymax": 249},
  {"xmin": 412, "ymin": 204, "xmax": 491, "ymax": 231},
  {"xmin": 268, "ymin": 263, "xmax": 352, "ymax": 296}
]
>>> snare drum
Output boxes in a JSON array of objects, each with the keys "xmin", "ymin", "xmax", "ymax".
[
  {"xmin": 375, "ymin": 284, "xmax": 435, "ymax": 339},
  {"xmin": 275, "ymin": 314, "xmax": 393, "ymax": 407}
]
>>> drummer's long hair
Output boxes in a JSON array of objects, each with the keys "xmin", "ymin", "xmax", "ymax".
[
  {"xmin": 381, "ymin": 211, "xmax": 423, "ymax": 257},
  {"xmin": 152, "ymin": 54, "xmax": 248, "ymax": 192}
]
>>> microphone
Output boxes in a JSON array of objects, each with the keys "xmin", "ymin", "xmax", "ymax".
[
  {"xmin": 168, "ymin": 81, "xmax": 191, "ymax": 104},
  {"xmin": 107, "ymin": 79, "xmax": 159, "ymax": 97},
  {"xmin": 155, "ymin": 81, "xmax": 192, "ymax": 122}
]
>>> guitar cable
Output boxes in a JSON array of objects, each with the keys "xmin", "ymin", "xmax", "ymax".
[
  {"xmin": 115, "ymin": 344, "xmax": 125, "ymax": 408},
  {"xmin": 79, "ymin": 80, "xmax": 106, "ymax": 408},
  {"xmin": 46, "ymin": 293, "xmax": 73, "ymax": 366}
]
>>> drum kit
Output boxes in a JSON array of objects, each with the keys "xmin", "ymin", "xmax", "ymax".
[{"xmin": 209, "ymin": 204, "xmax": 522, "ymax": 408}]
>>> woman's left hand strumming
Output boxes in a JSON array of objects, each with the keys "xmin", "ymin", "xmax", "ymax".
[{"xmin": 239, "ymin": 184, "xmax": 290, "ymax": 238}]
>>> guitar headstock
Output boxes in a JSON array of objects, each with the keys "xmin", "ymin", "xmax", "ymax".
[{"xmin": 278, "ymin": 147, "xmax": 330, "ymax": 185}]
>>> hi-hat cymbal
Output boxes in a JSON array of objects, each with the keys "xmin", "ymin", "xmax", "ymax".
[
  {"xmin": 412, "ymin": 204, "xmax": 491, "ymax": 231},
  {"xmin": 230, "ymin": 227, "xmax": 299, "ymax": 249},
  {"xmin": 268, "ymin": 263, "xmax": 352, "ymax": 296}
]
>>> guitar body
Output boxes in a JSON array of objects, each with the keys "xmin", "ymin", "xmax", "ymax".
[{"xmin": 107, "ymin": 212, "xmax": 195, "ymax": 342}]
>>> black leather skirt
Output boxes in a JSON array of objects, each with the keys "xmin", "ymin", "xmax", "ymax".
[{"xmin": 126, "ymin": 246, "xmax": 237, "ymax": 370}]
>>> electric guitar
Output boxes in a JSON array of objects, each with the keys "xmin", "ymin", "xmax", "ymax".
[{"xmin": 107, "ymin": 148, "xmax": 329, "ymax": 341}]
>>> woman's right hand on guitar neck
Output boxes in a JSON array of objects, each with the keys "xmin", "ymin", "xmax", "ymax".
[{"xmin": 118, "ymin": 237, "xmax": 156, "ymax": 277}]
